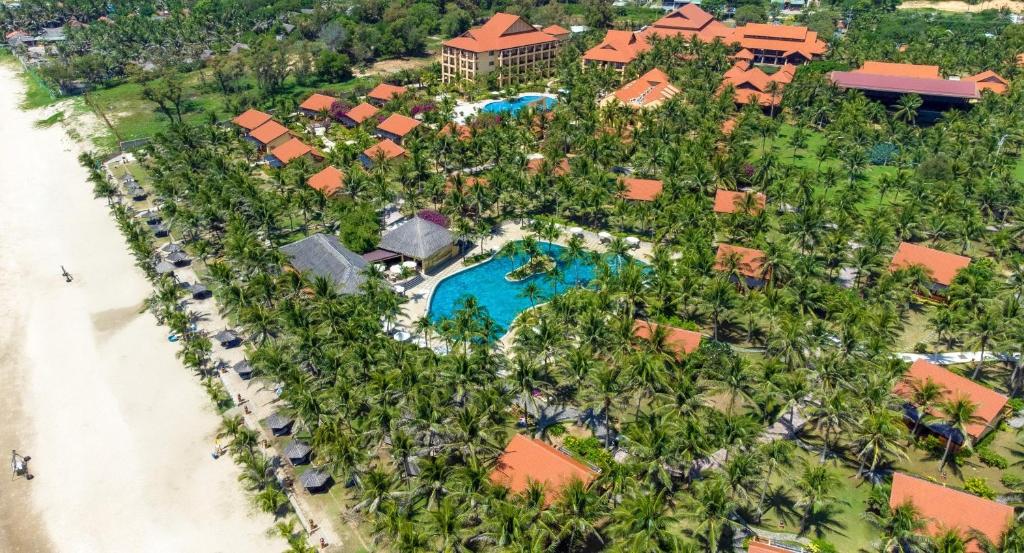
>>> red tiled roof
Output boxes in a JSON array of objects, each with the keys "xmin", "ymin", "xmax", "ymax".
[
  {"xmin": 269, "ymin": 138, "xmax": 320, "ymax": 165},
  {"xmin": 526, "ymin": 157, "xmax": 570, "ymax": 176},
  {"xmin": 895, "ymin": 359, "xmax": 1007, "ymax": 439},
  {"xmin": 721, "ymin": 118, "xmax": 737, "ymax": 135},
  {"xmin": 748, "ymin": 542, "xmax": 793, "ymax": 553},
  {"xmin": 367, "ymin": 83, "xmax": 407, "ymax": 103},
  {"xmin": 445, "ymin": 176, "xmax": 488, "ymax": 193},
  {"xmin": 652, "ymin": 4, "xmax": 714, "ymax": 30},
  {"xmin": 308, "ymin": 165, "xmax": 344, "ymax": 196},
  {"xmin": 444, "ymin": 13, "xmax": 559, "ymax": 53},
  {"xmin": 633, "ymin": 320, "xmax": 702, "ymax": 356},
  {"xmin": 542, "ymin": 24, "xmax": 570, "ymax": 37},
  {"xmin": 964, "ymin": 70, "xmax": 1008, "ymax": 94},
  {"xmin": 299, "ymin": 93, "xmax": 337, "ymax": 113},
  {"xmin": 344, "ymin": 102, "xmax": 379, "ymax": 124},
  {"xmin": 376, "ymin": 113, "xmax": 421, "ymax": 137},
  {"xmin": 439, "ymin": 122, "xmax": 472, "ymax": 141},
  {"xmin": 583, "ymin": 30, "xmax": 646, "ymax": 65},
  {"xmin": 714, "ymin": 243, "xmax": 765, "ymax": 279},
  {"xmin": 621, "ymin": 177, "xmax": 663, "ymax": 201},
  {"xmin": 857, "ymin": 61, "xmax": 941, "ymax": 79},
  {"xmin": 363, "ymin": 139, "xmax": 407, "ymax": 161},
  {"xmin": 248, "ymin": 120, "xmax": 290, "ymax": 145},
  {"xmin": 889, "ymin": 472, "xmax": 1013, "ymax": 552},
  {"xmin": 613, "ymin": 68, "xmax": 680, "ymax": 107},
  {"xmin": 232, "ymin": 109, "xmax": 272, "ymax": 131},
  {"xmin": 727, "ymin": 23, "xmax": 827, "ymax": 58},
  {"xmin": 733, "ymin": 48, "xmax": 755, "ymax": 61},
  {"xmin": 889, "ymin": 242, "xmax": 970, "ymax": 286},
  {"xmin": 489, "ymin": 434, "xmax": 598, "ymax": 506},
  {"xmin": 720, "ymin": 61, "xmax": 795, "ymax": 106},
  {"xmin": 830, "ymin": 71, "xmax": 980, "ymax": 100},
  {"xmin": 713, "ymin": 189, "xmax": 765, "ymax": 214}
]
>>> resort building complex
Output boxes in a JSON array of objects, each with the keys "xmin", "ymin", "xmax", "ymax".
[
  {"xmin": 441, "ymin": 13, "xmax": 567, "ymax": 85},
  {"xmin": 830, "ymin": 61, "xmax": 1008, "ymax": 109}
]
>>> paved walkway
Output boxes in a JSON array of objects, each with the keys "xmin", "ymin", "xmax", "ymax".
[{"xmin": 896, "ymin": 351, "xmax": 1019, "ymax": 365}]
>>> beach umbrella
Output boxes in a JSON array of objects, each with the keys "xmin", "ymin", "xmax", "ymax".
[
  {"xmin": 401, "ymin": 260, "xmax": 417, "ymax": 269},
  {"xmin": 154, "ymin": 261, "xmax": 175, "ymax": 275}
]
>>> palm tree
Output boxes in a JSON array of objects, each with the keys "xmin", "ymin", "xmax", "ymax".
[
  {"xmin": 755, "ymin": 440, "xmax": 795, "ymax": 523},
  {"xmin": 686, "ymin": 478, "xmax": 736, "ymax": 552},
  {"xmin": 937, "ymin": 396, "xmax": 982, "ymax": 475},
  {"xmin": 609, "ymin": 490, "xmax": 680, "ymax": 552},
  {"xmin": 703, "ymin": 277, "xmax": 736, "ymax": 341},
  {"xmin": 907, "ymin": 376, "xmax": 944, "ymax": 437},
  {"xmin": 551, "ymin": 479, "xmax": 605, "ymax": 550},
  {"xmin": 895, "ymin": 94, "xmax": 923, "ymax": 123},
  {"xmin": 970, "ymin": 309, "xmax": 1001, "ymax": 379},
  {"xmin": 867, "ymin": 500, "xmax": 930, "ymax": 553},
  {"xmin": 853, "ymin": 410, "xmax": 907, "ymax": 480},
  {"xmin": 794, "ymin": 462, "xmax": 840, "ymax": 532}
]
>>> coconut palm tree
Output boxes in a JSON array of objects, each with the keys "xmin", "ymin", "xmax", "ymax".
[{"xmin": 937, "ymin": 396, "xmax": 982, "ymax": 475}]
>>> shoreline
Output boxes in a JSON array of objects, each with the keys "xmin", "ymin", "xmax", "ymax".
[{"xmin": 0, "ymin": 64, "xmax": 281, "ymax": 552}]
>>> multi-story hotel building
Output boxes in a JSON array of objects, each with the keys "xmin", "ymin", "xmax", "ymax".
[{"xmin": 441, "ymin": 13, "xmax": 568, "ymax": 85}]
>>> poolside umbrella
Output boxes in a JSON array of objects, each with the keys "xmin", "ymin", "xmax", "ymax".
[
  {"xmin": 401, "ymin": 260, "xmax": 417, "ymax": 269},
  {"xmin": 284, "ymin": 441, "xmax": 312, "ymax": 465},
  {"xmin": 393, "ymin": 330, "xmax": 411, "ymax": 342},
  {"xmin": 597, "ymin": 231, "xmax": 612, "ymax": 242},
  {"xmin": 233, "ymin": 359, "xmax": 253, "ymax": 379},
  {"xmin": 569, "ymin": 226, "xmax": 584, "ymax": 235},
  {"xmin": 266, "ymin": 412, "xmax": 293, "ymax": 436},
  {"xmin": 299, "ymin": 467, "xmax": 332, "ymax": 493},
  {"xmin": 154, "ymin": 261, "xmax": 175, "ymax": 275},
  {"xmin": 625, "ymin": 236, "xmax": 640, "ymax": 248}
]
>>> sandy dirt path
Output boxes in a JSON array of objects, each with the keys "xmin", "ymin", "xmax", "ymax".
[
  {"xmin": 899, "ymin": 0, "xmax": 1024, "ymax": 12},
  {"xmin": 0, "ymin": 65, "xmax": 282, "ymax": 552}
]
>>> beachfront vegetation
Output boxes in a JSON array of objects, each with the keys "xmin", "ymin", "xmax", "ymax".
[{"xmin": 35, "ymin": 0, "xmax": 1024, "ymax": 551}]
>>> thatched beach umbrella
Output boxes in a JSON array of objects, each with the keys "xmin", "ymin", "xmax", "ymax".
[
  {"xmin": 214, "ymin": 329, "xmax": 241, "ymax": 348},
  {"xmin": 266, "ymin": 412, "xmax": 293, "ymax": 436},
  {"xmin": 299, "ymin": 467, "xmax": 332, "ymax": 493},
  {"xmin": 233, "ymin": 359, "xmax": 252, "ymax": 378},
  {"xmin": 284, "ymin": 441, "xmax": 312, "ymax": 465},
  {"xmin": 154, "ymin": 261, "xmax": 175, "ymax": 275}
]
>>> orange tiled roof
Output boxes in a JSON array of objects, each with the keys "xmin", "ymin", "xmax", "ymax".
[
  {"xmin": 720, "ymin": 61, "xmax": 795, "ymax": 107},
  {"xmin": 713, "ymin": 189, "xmax": 765, "ymax": 214},
  {"xmin": 308, "ymin": 165, "xmax": 344, "ymax": 196},
  {"xmin": 727, "ymin": 23, "xmax": 827, "ymax": 59},
  {"xmin": 376, "ymin": 113, "xmax": 421, "ymax": 137},
  {"xmin": 232, "ymin": 109, "xmax": 272, "ymax": 131},
  {"xmin": 721, "ymin": 118, "xmax": 737, "ymax": 135},
  {"xmin": 895, "ymin": 359, "xmax": 1007, "ymax": 439},
  {"xmin": 269, "ymin": 138, "xmax": 320, "ymax": 165},
  {"xmin": 748, "ymin": 541, "xmax": 793, "ymax": 553},
  {"xmin": 856, "ymin": 61, "xmax": 941, "ymax": 79},
  {"xmin": 633, "ymin": 320, "xmax": 702, "ymax": 356},
  {"xmin": 445, "ymin": 176, "xmax": 489, "ymax": 193},
  {"xmin": 621, "ymin": 177, "xmax": 663, "ymax": 201},
  {"xmin": 889, "ymin": 472, "xmax": 1013, "ymax": 552},
  {"xmin": 889, "ymin": 242, "xmax": 970, "ymax": 286},
  {"xmin": 344, "ymin": 102, "xmax": 380, "ymax": 124},
  {"xmin": 542, "ymin": 24, "xmax": 570, "ymax": 37},
  {"xmin": 583, "ymin": 30, "xmax": 647, "ymax": 65},
  {"xmin": 367, "ymin": 83, "xmax": 407, "ymax": 103},
  {"xmin": 964, "ymin": 70, "xmax": 1009, "ymax": 94},
  {"xmin": 613, "ymin": 68, "xmax": 680, "ymax": 108},
  {"xmin": 299, "ymin": 93, "xmax": 337, "ymax": 113},
  {"xmin": 489, "ymin": 434, "xmax": 598, "ymax": 506},
  {"xmin": 444, "ymin": 13, "xmax": 559, "ymax": 53},
  {"xmin": 248, "ymin": 120, "xmax": 290, "ymax": 145},
  {"xmin": 363, "ymin": 139, "xmax": 407, "ymax": 161},
  {"xmin": 526, "ymin": 157, "xmax": 570, "ymax": 176},
  {"xmin": 714, "ymin": 243, "xmax": 765, "ymax": 279},
  {"xmin": 440, "ymin": 122, "xmax": 472, "ymax": 141},
  {"xmin": 642, "ymin": 4, "xmax": 732, "ymax": 43}
]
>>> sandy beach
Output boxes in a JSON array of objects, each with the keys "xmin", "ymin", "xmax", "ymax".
[{"xmin": 0, "ymin": 64, "xmax": 281, "ymax": 552}]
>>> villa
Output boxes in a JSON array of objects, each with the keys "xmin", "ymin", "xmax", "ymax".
[
  {"xmin": 366, "ymin": 83, "xmax": 407, "ymax": 105},
  {"xmin": 620, "ymin": 177, "xmax": 663, "ymax": 201},
  {"xmin": 440, "ymin": 122, "xmax": 473, "ymax": 141},
  {"xmin": 719, "ymin": 62, "xmax": 796, "ymax": 109},
  {"xmin": 298, "ymin": 93, "xmax": 337, "ymax": 116},
  {"xmin": 889, "ymin": 472, "xmax": 1013, "ymax": 552},
  {"xmin": 713, "ymin": 189, "xmax": 766, "ymax": 214},
  {"xmin": 377, "ymin": 216, "xmax": 457, "ymax": 272},
  {"xmin": 895, "ymin": 359, "xmax": 1008, "ymax": 444},
  {"xmin": 727, "ymin": 23, "xmax": 827, "ymax": 65},
  {"xmin": 375, "ymin": 113, "xmax": 421, "ymax": 144},
  {"xmin": 633, "ymin": 320, "xmax": 702, "ymax": 357},
  {"xmin": 308, "ymin": 165, "xmax": 344, "ymax": 196},
  {"xmin": 361, "ymin": 139, "xmax": 407, "ymax": 168},
  {"xmin": 964, "ymin": 70, "xmax": 1009, "ymax": 94},
  {"xmin": 602, "ymin": 68, "xmax": 680, "ymax": 109},
  {"xmin": 830, "ymin": 62, "xmax": 1007, "ymax": 109},
  {"xmin": 266, "ymin": 137, "xmax": 323, "ymax": 167},
  {"xmin": 442, "ymin": 13, "xmax": 565, "ymax": 85},
  {"xmin": 490, "ymin": 434, "xmax": 599, "ymax": 506},
  {"xmin": 279, "ymin": 233, "xmax": 368, "ymax": 295},
  {"xmin": 231, "ymin": 109, "xmax": 272, "ymax": 132},
  {"xmin": 247, "ymin": 120, "xmax": 292, "ymax": 151},
  {"xmin": 339, "ymin": 102, "xmax": 379, "ymax": 127},
  {"xmin": 526, "ymin": 156, "xmax": 570, "ymax": 176},
  {"xmin": 715, "ymin": 243, "xmax": 767, "ymax": 287},
  {"xmin": 889, "ymin": 242, "xmax": 970, "ymax": 293},
  {"xmin": 747, "ymin": 541, "xmax": 794, "ymax": 553}
]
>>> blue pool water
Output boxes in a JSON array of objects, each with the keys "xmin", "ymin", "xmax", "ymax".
[
  {"xmin": 429, "ymin": 242, "xmax": 612, "ymax": 334},
  {"xmin": 482, "ymin": 95, "xmax": 556, "ymax": 116}
]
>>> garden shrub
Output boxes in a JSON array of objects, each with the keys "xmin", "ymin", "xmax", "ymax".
[
  {"xmin": 563, "ymin": 435, "xmax": 613, "ymax": 467},
  {"xmin": 869, "ymin": 142, "xmax": 897, "ymax": 165},
  {"xmin": 963, "ymin": 477, "xmax": 996, "ymax": 499},
  {"xmin": 1001, "ymin": 473, "xmax": 1024, "ymax": 491},
  {"xmin": 977, "ymin": 447, "xmax": 1008, "ymax": 469}
]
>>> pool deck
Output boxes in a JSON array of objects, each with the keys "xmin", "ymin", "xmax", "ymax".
[
  {"xmin": 451, "ymin": 92, "xmax": 557, "ymax": 124},
  {"xmin": 394, "ymin": 220, "xmax": 652, "ymax": 334}
]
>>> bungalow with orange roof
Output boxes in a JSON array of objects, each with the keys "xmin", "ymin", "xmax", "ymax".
[
  {"xmin": 601, "ymin": 68, "xmax": 680, "ymax": 109},
  {"xmin": 339, "ymin": 102, "xmax": 379, "ymax": 127},
  {"xmin": 727, "ymin": 23, "xmax": 827, "ymax": 65},
  {"xmin": 366, "ymin": 83, "xmax": 407, "ymax": 105},
  {"xmin": 266, "ymin": 138, "xmax": 323, "ymax": 168},
  {"xmin": 298, "ymin": 93, "xmax": 337, "ymax": 117},
  {"xmin": 439, "ymin": 122, "xmax": 473, "ymax": 141},
  {"xmin": 896, "ymin": 359, "xmax": 1008, "ymax": 444},
  {"xmin": 620, "ymin": 177, "xmax": 663, "ymax": 202},
  {"xmin": 633, "ymin": 320, "xmax": 702, "ymax": 358},
  {"xmin": 889, "ymin": 242, "xmax": 970, "ymax": 293},
  {"xmin": 360, "ymin": 139, "xmax": 407, "ymax": 168},
  {"xmin": 713, "ymin": 189, "xmax": 766, "ymax": 214},
  {"xmin": 719, "ymin": 61, "xmax": 796, "ymax": 109},
  {"xmin": 375, "ymin": 113, "xmax": 421, "ymax": 144},
  {"xmin": 526, "ymin": 156, "xmax": 570, "ymax": 177},
  {"xmin": 490, "ymin": 434, "xmax": 599, "ymax": 506},
  {"xmin": 232, "ymin": 109, "xmax": 272, "ymax": 132},
  {"xmin": 747, "ymin": 540, "xmax": 795, "ymax": 553},
  {"xmin": 715, "ymin": 243, "xmax": 767, "ymax": 287},
  {"xmin": 247, "ymin": 120, "xmax": 292, "ymax": 151},
  {"xmin": 964, "ymin": 70, "xmax": 1009, "ymax": 94},
  {"xmin": 582, "ymin": 30, "xmax": 646, "ymax": 74},
  {"xmin": 307, "ymin": 165, "xmax": 344, "ymax": 196},
  {"xmin": 889, "ymin": 472, "xmax": 1013, "ymax": 552},
  {"xmin": 441, "ymin": 13, "xmax": 564, "ymax": 85},
  {"xmin": 445, "ymin": 176, "xmax": 488, "ymax": 194}
]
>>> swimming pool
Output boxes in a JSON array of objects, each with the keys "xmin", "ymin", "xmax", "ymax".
[
  {"xmin": 428, "ymin": 241, "xmax": 618, "ymax": 335},
  {"xmin": 481, "ymin": 95, "xmax": 556, "ymax": 116}
]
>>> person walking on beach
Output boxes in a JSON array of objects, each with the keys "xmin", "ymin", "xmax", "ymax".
[{"xmin": 60, "ymin": 266, "xmax": 73, "ymax": 282}]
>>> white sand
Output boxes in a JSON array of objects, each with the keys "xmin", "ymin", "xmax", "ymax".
[{"xmin": 0, "ymin": 65, "xmax": 281, "ymax": 552}]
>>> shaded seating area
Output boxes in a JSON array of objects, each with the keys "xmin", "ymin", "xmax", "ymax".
[
  {"xmin": 214, "ymin": 329, "xmax": 241, "ymax": 348},
  {"xmin": 284, "ymin": 440, "xmax": 312, "ymax": 465},
  {"xmin": 266, "ymin": 412, "xmax": 293, "ymax": 436},
  {"xmin": 299, "ymin": 467, "xmax": 333, "ymax": 493},
  {"xmin": 151, "ymin": 224, "xmax": 169, "ymax": 237},
  {"xmin": 233, "ymin": 359, "xmax": 253, "ymax": 379},
  {"xmin": 280, "ymin": 233, "xmax": 367, "ymax": 295},
  {"xmin": 377, "ymin": 216, "xmax": 457, "ymax": 273},
  {"xmin": 188, "ymin": 282, "xmax": 211, "ymax": 300},
  {"xmin": 166, "ymin": 251, "xmax": 190, "ymax": 266},
  {"xmin": 154, "ymin": 260, "xmax": 175, "ymax": 276}
]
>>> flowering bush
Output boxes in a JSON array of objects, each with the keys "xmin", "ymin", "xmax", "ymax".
[
  {"xmin": 410, "ymin": 103, "xmax": 435, "ymax": 117},
  {"xmin": 417, "ymin": 209, "xmax": 448, "ymax": 228},
  {"xmin": 328, "ymin": 100, "xmax": 351, "ymax": 120}
]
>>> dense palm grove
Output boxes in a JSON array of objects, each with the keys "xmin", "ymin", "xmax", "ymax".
[{"xmin": 59, "ymin": 2, "xmax": 1024, "ymax": 552}]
